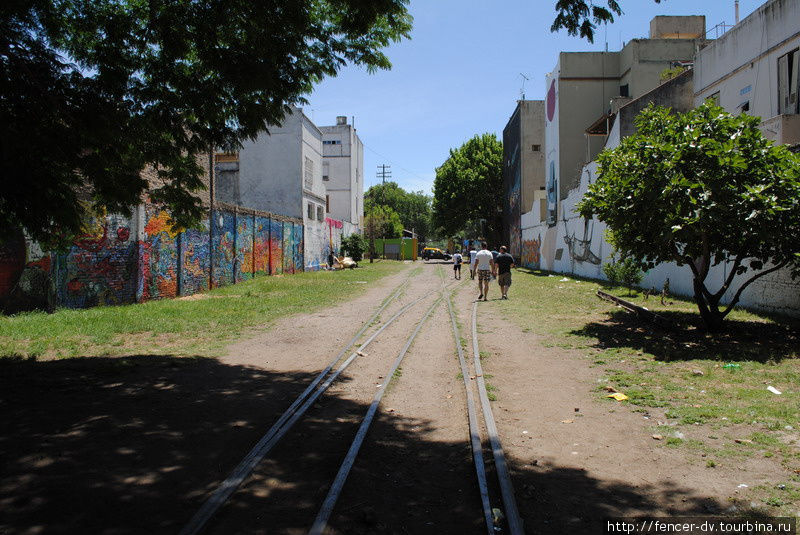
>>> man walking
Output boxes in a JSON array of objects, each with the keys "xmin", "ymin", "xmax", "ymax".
[
  {"xmin": 468, "ymin": 246, "xmax": 477, "ymax": 280},
  {"xmin": 495, "ymin": 246, "xmax": 515, "ymax": 299},
  {"xmin": 475, "ymin": 242, "xmax": 494, "ymax": 301},
  {"xmin": 452, "ymin": 251, "xmax": 463, "ymax": 280}
]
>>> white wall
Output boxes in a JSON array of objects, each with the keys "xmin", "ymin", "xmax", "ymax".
[{"xmin": 694, "ymin": 0, "xmax": 800, "ymax": 120}]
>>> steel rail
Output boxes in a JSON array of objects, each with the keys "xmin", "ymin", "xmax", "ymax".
[
  {"xmin": 471, "ymin": 302, "xmax": 524, "ymax": 535},
  {"xmin": 446, "ymin": 292, "xmax": 494, "ymax": 535},
  {"xmin": 180, "ymin": 277, "xmax": 413, "ymax": 535},
  {"xmin": 308, "ymin": 279, "xmax": 450, "ymax": 535}
]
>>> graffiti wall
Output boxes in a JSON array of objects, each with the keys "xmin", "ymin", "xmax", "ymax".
[
  {"xmin": 0, "ymin": 232, "xmax": 52, "ymax": 312},
  {"xmin": 304, "ymin": 219, "xmax": 328, "ymax": 272},
  {"xmin": 235, "ymin": 215, "xmax": 254, "ymax": 283},
  {"xmin": 56, "ymin": 212, "xmax": 139, "ymax": 308},
  {"xmin": 2, "ymin": 204, "xmax": 304, "ymax": 311},
  {"xmin": 270, "ymin": 218, "xmax": 283, "ymax": 275},
  {"xmin": 181, "ymin": 222, "xmax": 210, "ymax": 296}
]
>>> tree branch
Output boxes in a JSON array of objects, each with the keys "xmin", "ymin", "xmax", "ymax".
[
  {"xmin": 713, "ymin": 253, "xmax": 744, "ymax": 301},
  {"xmin": 721, "ymin": 261, "xmax": 789, "ymax": 318}
]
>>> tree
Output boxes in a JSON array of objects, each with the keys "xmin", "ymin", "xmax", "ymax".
[
  {"xmin": 1, "ymin": 1, "xmax": 411, "ymax": 247},
  {"xmin": 551, "ymin": 0, "xmax": 660, "ymax": 42},
  {"xmin": 578, "ymin": 102, "xmax": 800, "ymax": 331},
  {"xmin": 432, "ymin": 134, "xmax": 503, "ymax": 246},
  {"xmin": 340, "ymin": 233, "xmax": 366, "ymax": 262},
  {"xmin": 364, "ymin": 181, "xmax": 432, "ymax": 239},
  {"xmin": 363, "ymin": 205, "xmax": 402, "ymax": 262}
]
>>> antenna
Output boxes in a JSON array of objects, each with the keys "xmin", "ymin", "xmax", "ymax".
[{"xmin": 519, "ymin": 73, "xmax": 529, "ymax": 101}]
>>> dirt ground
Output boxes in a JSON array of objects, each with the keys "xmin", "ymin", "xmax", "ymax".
[{"xmin": 0, "ymin": 262, "xmax": 789, "ymax": 534}]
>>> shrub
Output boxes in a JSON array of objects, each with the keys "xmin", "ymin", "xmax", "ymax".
[{"xmin": 341, "ymin": 234, "xmax": 366, "ymax": 262}]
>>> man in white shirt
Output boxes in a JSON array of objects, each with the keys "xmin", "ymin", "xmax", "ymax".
[
  {"xmin": 474, "ymin": 242, "xmax": 495, "ymax": 301},
  {"xmin": 468, "ymin": 247, "xmax": 478, "ymax": 280}
]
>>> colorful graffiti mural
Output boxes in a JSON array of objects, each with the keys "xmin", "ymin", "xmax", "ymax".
[
  {"xmin": 521, "ymin": 236, "xmax": 541, "ymax": 269},
  {"xmin": 2, "ymin": 204, "xmax": 303, "ymax": 311},
  {"xmin": 270, "ymin": 219, "xmax": 283, "ymax": 275},
  {"xmin": 57, "ymin": 213, "xmax": 139, "ymax": 308}
]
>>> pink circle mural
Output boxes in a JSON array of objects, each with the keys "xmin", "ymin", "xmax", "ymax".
[{"xmin": 546, "ymin": 79, "xmax": 556, "ymax": 122}]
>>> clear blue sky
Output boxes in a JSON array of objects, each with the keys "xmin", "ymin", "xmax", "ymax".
[{"xmin": 306, "ymin": 0, "xmax": 761, "ymax": 196}]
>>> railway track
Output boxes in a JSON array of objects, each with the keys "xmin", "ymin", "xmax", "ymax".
[{"xmin": 180, "ymin": 264, "xmax": 523, "ymax": 534}]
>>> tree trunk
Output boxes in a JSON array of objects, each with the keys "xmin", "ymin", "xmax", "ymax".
[{"xmin": 693, "ymin": 278, "xmax": 724, "ymax": 332}]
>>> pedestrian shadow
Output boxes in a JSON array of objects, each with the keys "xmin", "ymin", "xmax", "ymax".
[{"xmin": 0, "ymin": 353, "xmax": 753, "ymax": 534}]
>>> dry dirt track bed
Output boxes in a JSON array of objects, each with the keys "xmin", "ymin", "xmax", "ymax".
[{"xmin": 1, "ymin": 261, "xmax": 786, "ymax": 535}]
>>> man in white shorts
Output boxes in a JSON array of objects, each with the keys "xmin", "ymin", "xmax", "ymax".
[{"xmin": 474, "ymin": 242, "xmax": 495, "ymax": 301}]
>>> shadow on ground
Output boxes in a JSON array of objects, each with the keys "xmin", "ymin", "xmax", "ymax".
[
  {"xmin": 0, "ymin": 353, "xmax": 746, "ymax": 534},
  {"xmin": 572, "ymin": 309, "xmax": 800, "ymax": 363}
]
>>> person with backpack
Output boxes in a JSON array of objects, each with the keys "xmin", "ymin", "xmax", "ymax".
[{"xmin": 452, "ymin": 251, "xmax": 463, "ymax": 279}]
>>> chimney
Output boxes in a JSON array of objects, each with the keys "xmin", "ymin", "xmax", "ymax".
[
  {"xmin": 735, "ymin": 0, "xmax": 740, "ymax": 24},
  {"xmin": 336, "ymin": 116, "xmax": 347, "ymax": 125}
]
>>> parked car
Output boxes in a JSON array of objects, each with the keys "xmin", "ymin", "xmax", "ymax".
[{"xmin": 421, "ymin": 247, "xmax": 451, "ymax": 261}]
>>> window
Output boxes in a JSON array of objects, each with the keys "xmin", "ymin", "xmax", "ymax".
[
  {"xmin": 323, "ymin": 140, "xmax": 342, "ymax": 145},
  {"xmin": 304, "ymin": 157, "xmax": 314, "ymax": 189},
  {"xmin": 326, "ymin": 195, "xmax": 330, "ymax": 212},
  {"xmin": 778, "ymin": 48, "xmax": 799, "ymax": 114},
  {"xmin": 322, "ymin": 161, "xmax": 329, "ymax": 181},
  {"xmin": 619, "ymin": 84, "xmax": 629, "ymax": 98},
  {"xmin": 317, "ymin": 206, "xmax": 324, "ymax": 221},
  {"xmin": 531, "ymin": 144, "xmax": 541, "ymax": 152},
  {"xmin": 307, "ymin": 202, "xmax": 314, "ymax": 219}
]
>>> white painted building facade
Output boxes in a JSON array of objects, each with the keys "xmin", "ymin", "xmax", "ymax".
[
  {"xmin": 518, "ymin": 2, "xmax": 800, "ymax": 317},
  {"xmin": 320, "ymin": 116, "xmax": 364, "ymax": 230}
]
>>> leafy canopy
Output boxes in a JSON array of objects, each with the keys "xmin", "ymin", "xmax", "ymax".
[
  {"xmin": 364, "ymin": 181, "xmax": 432, "ymax": 240},
  {"xmin": 578, "ymin": 102, "xmax": 800, "ymax": 329},
  {"xmin": 432, "ymin": 133, "xmax": 503, "ymax": 244},
  {"xmin": 1, "ymin": 0, "xmax": 411, "ymax": 246}
]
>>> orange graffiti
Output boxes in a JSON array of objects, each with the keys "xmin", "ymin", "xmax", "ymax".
[
  {"xmin": 521, "ymin": 237, "xmax": 541, "ymax": 267},
  {"xmin": 145, "ymin": 210, "xmax": 181, "ymax": 238}
]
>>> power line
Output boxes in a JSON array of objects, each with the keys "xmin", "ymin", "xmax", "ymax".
[{"xmin": 363, "ymin": 143, "xmax": 430, "ymax": 184}]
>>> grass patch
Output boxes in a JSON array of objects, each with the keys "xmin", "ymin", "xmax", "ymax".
[
  {"xmin": 0, "ymin": 262, "xmax": 406, "ymax": 359},
  {"xmin": 497, "ymin": 267, "xmax": 800, "ymax": 476},
  {"xmin": 486, "ymin": 382, "xmax": 498, "ymax": 401}
]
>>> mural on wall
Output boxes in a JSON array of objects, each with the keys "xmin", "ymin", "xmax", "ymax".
[
  {"xmin": 213, "ymin": 210, "xmax": 236, "ymax": 287},
  {"xmin": 57, "ymin": 212, "xmax": 139, "ymax": 308},
  {"xmin": 141, "ymin": 206, "xmax": 179, "ymax": 300},
  {"xmin": 181, "ymin": 222, "xmax": 210, "ymax": 296},
  {"xmin": 293, "ymin": 223, "xmax": 304, "ymax": 274},
  {"xmin": 563, "ymin": 217, "xmax": 601, "ymax": 265},
  {"xmin": 235, "ymin": 215, "xmax": 254, "ymax": 282},
  {"xmin": 270, "ymin": 218, "xmax": 283, "ymax": 275},
  {"xmin": 253, "ymin": 216, "xmax": 270, "ymax": 276},
  {"xmin": 282, "ymin": 221, "xmax": 294, "ymax": 274},
  {"xmin": 521, "ymin": 236, "xmax": 541, "ymax": 269},
  {"xmin": 0, "ymin": 232, "xmax": 52, "ymax": 311},
  {"xmin": 503, "ymin": 108, "xmax": 523, "ymax": 257},
  {"xmin": 545, "ymin": 74, "xmax": 559, "ymax": 228}
]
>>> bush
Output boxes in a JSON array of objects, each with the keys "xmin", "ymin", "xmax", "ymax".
[
  {"xmin": 341, "ymin": 234, "xmax": 367, "ymax": 262},
  {"xmin": 603, "ymin": 253, "xmax": 643, "ymax": 294}
]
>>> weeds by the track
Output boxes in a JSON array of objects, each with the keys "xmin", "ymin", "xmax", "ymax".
[{"xmin": 0, "ymin": 262, "xmax": 407, "ymax": 360}]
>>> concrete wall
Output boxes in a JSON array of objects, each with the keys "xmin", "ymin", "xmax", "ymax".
[
  {"xmin": 235, "ymin": 109, "xmax": 305, "ymax": 218},
  {"xmin": 694, "ymin": 0, "xmax": 800, "ymax": 123}
]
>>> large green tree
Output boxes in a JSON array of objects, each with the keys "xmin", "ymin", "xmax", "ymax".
[
  {"xmin": 1, "ymin": 0, "xmax": 411, "ymax": 246},
  {"xmin": 364, "ymin": 181, "xmax": 432, "ymax": 239},
  {"xmin": 432, "ymin": 133, "xmax": 503, "ymax": 245},
  {"xmin": 578, "ymin": 102, "xmax": 800, "ymax": 331}
]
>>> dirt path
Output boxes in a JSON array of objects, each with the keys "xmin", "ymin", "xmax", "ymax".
[{"xmin": 1, "ymin": 261, "xmax": 787, "ymax": 535}]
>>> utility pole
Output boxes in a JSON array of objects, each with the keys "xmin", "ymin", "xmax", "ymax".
[{"xmin": 376, "ymin": 164, "xmax": 391, "ymax": 184}]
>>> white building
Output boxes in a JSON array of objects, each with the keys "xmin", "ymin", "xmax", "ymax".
[
  {"xmin": 215, "ymin": 107, "xmax": 329, "ymax": 271},
  {"xmin": 694, "ymin": 0, "xmax": 800, "ymax": 146},
  {"xmin": 320, "ymin": 116, "xmax": 364, "ymax": 229}
]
